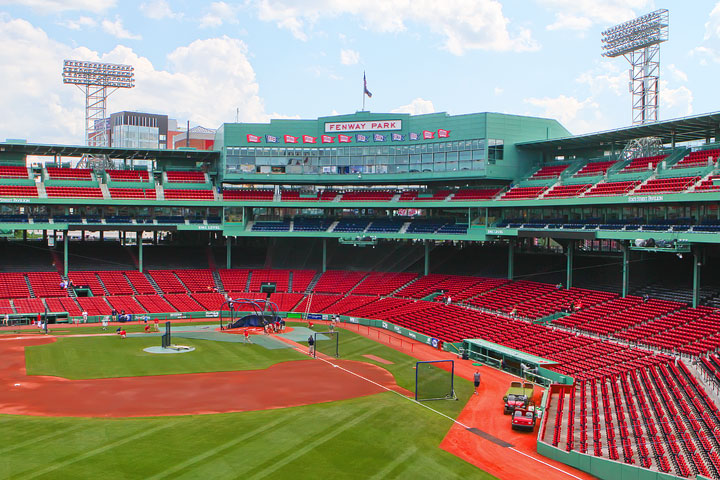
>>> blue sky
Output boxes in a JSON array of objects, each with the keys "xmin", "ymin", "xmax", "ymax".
[{"xmin": 0, "ymin": 0, "xmax": 719, "ymax": 145}]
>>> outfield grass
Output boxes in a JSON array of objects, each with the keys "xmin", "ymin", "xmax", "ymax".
[
  {"xmin": 25, "ymin": 335, "xmax": 306, "ymax": 379},
  {"xmin": 0, "ymin": 393, "xmax": 494, "ymax": 480},
  {"xmin": 9, "ymin": 321, "xmax": 490, "ymax": 478}
]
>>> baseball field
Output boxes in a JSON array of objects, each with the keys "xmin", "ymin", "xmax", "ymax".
[{"xmin": 0, "ymin": 321, "xmax": 492, "ymax": 479}]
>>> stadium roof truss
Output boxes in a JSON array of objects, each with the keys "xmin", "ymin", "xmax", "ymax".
[
  {"xmin": 516, "ymin": 111, "xmax": 720, "ymax": 153},
  {"xmin": 0, "ymin": 142, "xmax": 219, "ymax": 163}
]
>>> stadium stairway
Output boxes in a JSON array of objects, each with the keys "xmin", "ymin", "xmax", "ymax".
[
  {"xmin": 212, "ymin": 270, "xmax": 225, "ymax": 293},
  {"xmin": 145, "ymin": 273, "xmax": 164, "ymax": 294}
]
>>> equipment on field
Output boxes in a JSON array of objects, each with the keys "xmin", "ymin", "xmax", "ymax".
[
  {"xmin": 503, "ymin": 381, "xmax": 534, "ymax": 414},
  {"xmin": 313, "ymin": 331, "xmax": 339, "ymax": 359},
  {"xmin": 511, "ymin": 402, "xmax": 537, "ymax": 431},
  {"xmin": 415, "ymin": 359, "xmax": 456, "ymax": 401},
  {"xmin": 220, "ymin": 298, "xmax": 279, "ymax": 329},
  {"xmin": 161, "ymin": 321, "xmax": 171, "ymax": 348}
]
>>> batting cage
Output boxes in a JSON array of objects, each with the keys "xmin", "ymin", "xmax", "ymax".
[
  {"xmin": 415, "ymin": 359, "xmax": 457, "ymax": 401},
  {"xmin": 313, "ymin": 331, "xmax": 339, "ymax": 359}
]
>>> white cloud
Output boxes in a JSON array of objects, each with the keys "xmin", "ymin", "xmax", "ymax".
[
  {"xmin": 494, "ymin": 87, "xmax": 504, "ymax": 96},
  {"xmin": 0, "ymin": 0, "xmax": 115, "ymax": 13},
  {"xmin": 667, "ymin": 64, "xmax": 688, "ymax": 83},
  {"xmin": 0, "ymin": 17, "xmax": 275, "ymax": 144},
  {"xmin": 253, "ymin": 0, "xmax": 538, "ymax": 55},
  {"xmin": 661, "ymin": 81, "xmax": 693, "ymax": 117},
  {"xmin": 539, "ymin": 0, "xmax": 653, "ymax": 31},
  {"xmin": 546, "ymin": 13, "xmax": 592, "ymax": 31},
  {"xmin": 140, "ymin": 0, "xmax": 180, "ymax": 20},
  {"xmin": 340, "ymin": 49, "xmax": 359, "ymax": 65},
  {"xmin": 524, "ymin": 95, "xmax": 599, "ymax": 132},
  {"xmin": 691, "ymin": 46, "xmax": 720, "ymax": 65},
  {"xmin": 706, "ymin": 2, "xmax": 720, "ymax": 40},
  {"xmin": 391, "ymin": 98, "xmax": 436, "ymax": 115},
  {"xmin": 61, "ymin": 16, "xmax": 97, "ymax": 30},
  {"xmin": 101, "ymin": 17, "xmax": 141, "ymax": 40},
  {"xmin": 576, "ymin": 62, "xmax": 625, "ymax": 97},
  {"xmin": 200, "ymin": 2, "xmax": 238, "ymax": 28}
]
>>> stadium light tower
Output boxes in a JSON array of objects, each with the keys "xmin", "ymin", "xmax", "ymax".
[
  {"xmin": 62, "ymin": 60, "xmax": 135, "ymax": 147},
  {"xmin": 601, "ymin": 9, "xmax": 669, "ymax": 125}
]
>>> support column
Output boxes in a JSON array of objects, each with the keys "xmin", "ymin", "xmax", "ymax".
[
  {"xmin": 63, "ymin": 231, "xmax": 69, "ymax": 278},
  {"xmin": 42, "ymin": 230, "xmax": 47, "ymax": 242},
  {"xmin": 22, "ymin": 230, "xmax": 27, "ymax": 242},
  {"xmin": 226, "ymin": 237, "xmax": 232, "ymax": 269},
  {"xmin": 507, "ymin": 240, "xmax": 515, "ymax": 280},
  {"xmin": 566, "ymin": 240, "xmax": 575, "ymax": 289},
  {"xmin": 621, "ymin": 243, "xmax": 630, "ymax": 298},
  {"xmin": 424, "ymin": 240, "xmax": 430, "ymax": 276},
  {"xmin": 322, "ymin": 238, "xmax": 327, "ymax": 273},
  {"xmin": 693, "ymin": 246, "xmax": 702, "ymax": 308},
  {"xmin": 100, "ymin": 231, "xmax": 104, "ymax": 241},
  {"xmin": 138, "ymin": 231, "xmax": 143, "ymax": 273}
]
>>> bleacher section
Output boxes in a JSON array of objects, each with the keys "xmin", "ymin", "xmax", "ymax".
[
  {"xmin": 573, "ymin": 161, "xmax": 616, "ymax": 177},
  {"xmin": 46, "ymin": 167, "xmax": 93, "ymax": 180},
  {"xmin": 45, "ymin": 186, "xmax": 103, "ymax": 198},
  {"xmin": 530, "ymin": 164, "xmax": 568, "ymax": 179},
  {"xmin": 672, "ymin": 149, "xmax": 719, "ymax": 169},
  {"xmin": 632, "ymin": 176, "xmax": 699, "ymax": 195},
  {"xmin": 543, "ymin": 184, "xmax": 592, "ymax": 198},
  {"xmin": 584, "ymin": 180, "xmax": 640, "ymax": 197},
  {"xmin": 224, "ymin": 189, "xmax": 274, "ymax": 201},
  {"xmin": 0, "ymin": 185, "xmax": 38, "ymax": 197},
  {"xmin": 500, "ymin": 186, "xmax": 547, "ymax": 200},
  {"xmin": 0, "ymin": 166, "xmax": 29, "ymax": 178},
  {"xmin": 109, "ymin": 188, "xmax": 156, "ymax": 199},
  {"xmin": 106, "ymin": 170, "xmax": 150, "ymax": 182},
  {"xmin": 163, "ymin": 189, "xmax": 214, "ymax": 200},
  {"xmin": 165, "ymin": 171, "xmax": 206, "ymax": 183},
  {"xmin": 621, "ymin": 155, "xmax": 667, "ymax": 173}
]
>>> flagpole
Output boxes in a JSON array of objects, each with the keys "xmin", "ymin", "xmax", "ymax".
[{"xmin": 362, "ymin": 71, "xmax": 366, "ymax": 111}]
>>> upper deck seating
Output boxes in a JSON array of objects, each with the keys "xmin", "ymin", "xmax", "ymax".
[
  {"xmin": 695, "ymin": 175, "xmax": 720, "ymax": 192},
  {"xmin": 543, "ymin": 184, "xmax": 592, "ymax": 198},
  {"xmin": 46, "ymin": 167, "xmax": 93, "ymax": 180},
  {"xmin": 530, "ymin": 164, "xmax": 568, "ymax": 179},
  {"xmin": 0, "ymin": 166, "xmax": 29, "ymax": 178},
  {"xmin": 450, "ymin": 188, "xmax": 502, "ymax": 200},
  {"xmin": 0, "ymin": 273, "xmax": 30, "ymax": 299},
  {"xmin": 106, "ymin": 170, "xmax": 150, "ymax": 182},
  {"xmin": 313, "ymin": 270, "xmax": 367, "ymax": 294},
  {"xmin": 573, "ymin": 161, "xmax": 616, "ymax": 177},
  {"xmin": 165, "ymin": 171, "xmax": 206, "ymax": 183},
  {"xmin": 0, "ymin": 185, "xmax": 38, "ymax": 197},
  {"xmin": 584, "ymin": 180, "xmax": 639, "ymax": 196},
  {"xmin": 45, "ymin": 187, "xmax": 103, "ymax": 198},
  {"xmin": 398, "ymin": 190, "xmax": 451, "ymax": 201},
  {"xmin": 109, "ymin": 188, "xmax": 157, "ymax": 199},
  {"xmin": 621, "ymin": 155, "xmax": 667, "ymax": 172},
  {"xmin": 500, "ymin": 186, "xmax": 547, "ymax": 200},
  {"xmin": 632, "ymin": 176, "xmax": 699, "ymax": 195},
  {"xmin": 163, "ymin": 189, "xmax": 214, "ymax": 200},
  {"xmin": 340, "ymin": 190, "xmax": 395, "ymax": 202},
  {"xmin": 224, "ymin": 189, "xmax": 274, "ymax": 201},
  {"xmin": 672, "ymin": 149, "xmax": 720, "ymax": 169}
]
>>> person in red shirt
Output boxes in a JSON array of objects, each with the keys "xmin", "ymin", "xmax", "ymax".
[
  {"xmin": 243, "ymin": 329, "xmax": 251, "ymax": 344},
  {"xmin": 144, "ymin": 324, "xmax": 151, "ymax": 333},
  {"xmin": 154, "ymin": 318, "xmax": 160, "ymax": 332},
  {"xmin": 119, "ymin": 329, "xmax": 127, "ymax": 339}
]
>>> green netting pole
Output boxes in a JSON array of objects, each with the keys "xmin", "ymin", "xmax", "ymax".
[
  {"xmin": 226, "ymin": 236, "xmax": 232, "ymax": 269},
  {"xmin": 322, "ymin": 238, "xmax": 327, "ymax": 273},
  {"xmin": 63, "ymin": 230, "xmax": 68, "ymax": 278},
  {"xmin": 566, "ymin": 239, "xmax": 574, "ymax": 289},
  {"xmin": 507, "ymin": 240, "xmax": 515, "ymax": 280},
  {"xmin": 693, "ymin": 246, "xmax": 701, "ymax": 308},
  {"xmin": 621, "ymin": 242, "xmax": 630, "ymax": 298},
  {"xmin": 138, "ymin": 231, "xmax": 143, "ymax": 273},
  {"xmin": 424, "ymin": 240, "xmax": 430, "ymax": 276}
]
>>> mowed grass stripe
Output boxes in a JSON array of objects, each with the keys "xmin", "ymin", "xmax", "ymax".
[
  {"xmin": 367, "ymin": 445, "xmax": 418, "ymax": 479},
  {"xmin": 15, "ymin": 421, "xmax": 177, "ymax": 480},
  {"xmin": 246, "ymin": 406, "xmax": 381, "ymax": 480},
  {"xmin": 146, "ymin": 412, "xmax": 304, "ymax": 480},
  {"xmin": 0, "ymin": 424, "xmax": 86, "ymax": 455}
]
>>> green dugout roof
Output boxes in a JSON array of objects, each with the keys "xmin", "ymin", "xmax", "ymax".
[
  {"xmin": 516, "ymin": 111, "xmax": 720, "ymax": 152},
  {"xmin": 0, "ymin": 141, "xmax": 220, "ymax": 162},
  {"xmin": 464, "ymin": 338, "xmax": 557, "ymax": 366}
]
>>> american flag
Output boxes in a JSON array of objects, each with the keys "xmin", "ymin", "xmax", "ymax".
[{"xmin": 363, "ymin": 72, "xmax": 372, "ymax": 98}]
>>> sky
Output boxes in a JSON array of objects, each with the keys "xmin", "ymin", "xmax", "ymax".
[{"xmin": 0, "ymin": 0, "xmax": 719, "ymax": 145}]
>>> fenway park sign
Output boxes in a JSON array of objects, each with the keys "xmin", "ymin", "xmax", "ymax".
[{"xmin": 324, "ymin": 120, "xmax": 402, "ymax": 133}]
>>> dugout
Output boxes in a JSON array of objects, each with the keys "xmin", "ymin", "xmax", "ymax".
[{"xmin": 462, "ymin": 338, "xmax": 570, "ymax": 386}]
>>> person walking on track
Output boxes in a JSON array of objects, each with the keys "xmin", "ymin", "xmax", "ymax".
[
  {"xmin": 307, "ymin": 334, "xmax": 315, "ymax": 356},
  {"xmin": 473, "ymin": 370, "xmax": 481, "ymax": 395}
]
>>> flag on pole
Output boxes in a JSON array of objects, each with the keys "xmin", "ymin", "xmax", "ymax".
[{"xmin": 363, "ymin": 72, "xmax": 372, "ymax": 98}]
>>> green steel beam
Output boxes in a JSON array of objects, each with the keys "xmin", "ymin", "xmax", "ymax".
[
  {"xmin": 566, "ymin": 240, "xmax": 574, "ymax": 289},
  {"xmin": 693, "ymin": 247, "xmax": 702, "ymax": 308},
  {"xmin": 226, "ymin": 237, "xmax": 232, "ymax": 269},
  {"xmin": 424, "ymin": 240, "xmax": 430, "ymax": 276},
  {"xmin": 322, "ymin": 238, "xmax": 327, "ymax": 273},
  {"xmin": 507, "ymin": 241, "xmax": 515, "ymax": 280},
  {"xmin": 138, "ymin": 231, "xmax": 143, "ymax": 273},
  {"xmin": 63, "ymin": 232, "xmax": 68, "ymax": 278},
  {"xmin": 622, "ymin": 243, "xmax": 630, "ymax": 298}
]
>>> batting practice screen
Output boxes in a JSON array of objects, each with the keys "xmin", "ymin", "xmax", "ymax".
[
  {"xmin": 415, "ymin": 359, "xmax": 456, "ymax": 401},
  {"xmin": 314, "ymin": 331, "xmax": 339, "ymax": 358}
]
